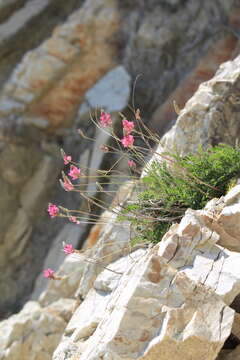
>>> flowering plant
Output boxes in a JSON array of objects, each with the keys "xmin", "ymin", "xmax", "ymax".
[{"xmin": 44, "ymin": 107, "xmax": 240, "ymax": 278}]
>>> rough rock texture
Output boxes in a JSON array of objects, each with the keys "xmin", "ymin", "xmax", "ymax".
[
  {"xmin": 1, "ymin": 39, "xmax": 240, "ymax": 360},
  {"xmin": 158, "ymin": 187, "xmax": 240, "ymax": 305},
  {"xmin": 0, "ymin": 299, "xmax": 75, "ymax": 360},
  {"xmin": 50, "ymin": 186, "xmax": 240, "ymax": 360},
  {"xmin": 0, "ymin": 0, "xmax": 240, "ymax": 341},
  {"xmin": 159, "ymin": 53, "xmax": 240, "ymax": 155},
  {"xmin": 49, "ymin": 53, "xmax": 240, "ymax": 359},
  {"xmin": 3, "ymin": 185, "xmax": 240, "ymax": 359}
]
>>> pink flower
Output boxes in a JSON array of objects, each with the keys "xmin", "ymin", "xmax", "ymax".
[
  {"xmin": 128, "ymin": 160, "xmax": 136, "ymax": 168},
  {"xmin": 60, "ymin": 149, "xmax": 72, "ymax": 165},
  {"xmin": 121, "ymin": 134, "xmax": 134, "ymax": 148},
  {"xmin": 63, "ymin": 244, "xmax": 75, "ymax": 254},
  {"xmin": 48, "ymin": 203, "xmax": 59, "ymax": 218},
  {"xmin": 68, "ymin": 165, "xmax": 81, "ymax": 180},
  {"xmin": 69, "ymin": 216, "xmax": 80, "ymax": 224},
  {"xmin": 61, "ymin": 178, "xmax": 74, "ymax": 191},
  {"xmin": 43, "ymin": 268, "xmax": 55, "ymax": 279},
  {"xmin": 122, "ymin": 119, "xmax": 134, "ymax": 135},
  {"xmin": 63, "ymin": 155, "xmax": 72, "ymax": 165},
  {"xmin": 99, "ymin": 111, "xmax": 112, "ymax": 127}
]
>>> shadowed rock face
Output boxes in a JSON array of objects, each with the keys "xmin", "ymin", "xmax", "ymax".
[
  {"xmin": 120, "ymin": 0, "xmax": 236, "ymax": 114},
  {"xmin": 0, "ymin": 0, "xmax": 239, "ymax": 317},
  {"xmin": 0, "ymin": 0, "xmax": 85, "ymax": 86}
]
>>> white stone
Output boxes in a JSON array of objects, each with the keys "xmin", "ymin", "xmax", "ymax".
[
  {"xmin": 0, "ymin": 300, "xmax": 67, "ymax": 360},
  {"xmin": 76, "ymin": 252, "xmax": 234, "ymax": 360},
  {"xmin": 224, "ymin": 185, "xmax": 240, "ymax": 205},
  {"xmin": 158, "ymin": 190, "xmax": 240, "ymax": 305},
  {"xmin": 85, "ymin": 66, "xmax": 131, "ymax": 112},
  {"xmin": 63, "ymin": 249, "xmax": 147, "ymax": 342}
]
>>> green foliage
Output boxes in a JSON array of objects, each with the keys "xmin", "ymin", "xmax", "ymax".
[{"xmin": 121, "ymin": 144, "xmax": 240, "ymax": 244}]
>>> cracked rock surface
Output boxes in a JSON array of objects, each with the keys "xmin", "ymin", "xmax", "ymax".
[
  {"xmin": 0, "ymin": 2, "xmax": 240, "ymax": 359},
  {"xmin": 53, "ymin": 247, "xmax": 235, "ymax": 360},
  {"xmin": 0, "ymin": 299, "xmax": 75, "ymax": 360},
  {"xmin": 0, "ymin": 0, "xmax": 239, "ymax": 316}
]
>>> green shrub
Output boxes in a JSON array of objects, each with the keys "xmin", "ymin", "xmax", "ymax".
[{"xmin": 121, "ymin": 144, "xmax": 240, "ymax": 244}]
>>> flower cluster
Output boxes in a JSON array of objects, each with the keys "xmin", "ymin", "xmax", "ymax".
[
  {"xmin": 121, "ymin": 119, "xmax": 135, "ymax": 148},
  {"xmin": 63, "ymin": 154, "xmax": 72, "ymax": 165},
  {"xmin": 60, "ymin": 157, "xmax": 82, "ymax": 192},
  {"xmin": 61, "ymin": 149, "xmax": 72, "ymax": 165},
  {"xmin": 63, "ymin": 243, "xmax": 75, "ymax": 254},
  {"xmin": 99, "ymin": 111, "xmax": 112, "ymax": 127},
  {"xmin": 68, "ymin": 165, "xmax": 81, "ymax": 180},
  {"xmin": 122, "ymin": 119, "xmax": 134, "ymax": 135},
  {"xmin": 43, "ymin": 268, "xmax": 55, "ymax": 279},
  {"xmin": 44, "ymin": 110, "xmax": 141, "ymax": 281},
  {"xmin": 48, "ymin": 203, "xmax": 59, "ymax": 218},
  {"xmin": 121, "ymin": 134, "xmax": 134, "ymax": 148}
]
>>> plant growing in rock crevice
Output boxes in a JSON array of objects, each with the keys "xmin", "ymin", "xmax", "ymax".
[
  {"xmin": 44, "ymin": 108, "xmax": 240, "ymax": 278},
  {"xmin": 120, "ymin": 144, "xmax": 240, "ymax": 244}
]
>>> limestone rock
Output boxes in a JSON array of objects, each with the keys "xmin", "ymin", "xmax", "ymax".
[
  {"xmin": 0, "ymin": 0, "xmax": 238, "ymax": 318},
  {"xmin": 77, "ymin": 211, "xmax": 131, "ymax": 298},
  {"xmin": 64, "ymin": 248, "xmax": 146, "ymax": 342},
  {"xmin": 158, "ymin": 185, "xmax": 240, "ymax": 305},
  {"xmin": 53, "ymin": 250, "xmax": 234, "ymax": 360},
  {"xmin": 0, "ymin": 300, "xmax": 73, "ymax": 360},
  {"xmin": 160, "ymin": 54, "xmax": 240, "ymax": 155},
  {"xmin": 44, "ymin": 298, "xmax": 75, "ymax": 323},
  {"xmin": 122, "ymin": 0, "xmax": 237, "ymax": 115},
  {"xmin": 216, "ymin": 189, "xmax": 240, "ymax": 252},
  {"xmin": 51, "ymin": 189, "xmax": 240, "ymax": 359}
]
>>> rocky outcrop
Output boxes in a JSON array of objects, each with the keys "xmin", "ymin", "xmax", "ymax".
[
  {"xmin": 0, "ymin": 299, "xmax": 75, "ymax": 360},
  {"xmin": 1, "ymin": 46, "xmax": 240, "ymax": 359},
  {"xmin": 51, "ymin": 53, "xmax": 240, "ymax": 359},
  {"xmin": 160, "ymin": 54, "xmax": 240, "ymax": 155},
  {"xmin": 159, "ymin": 189, "xmax": 240, "ymax": 305},
  {"xmin": 49, "ymin": 184, "xmax": 240, "ymax": 360},
  {"xmin": 3, "ymin": 182, "xmax": 240, "ymax": 359},
  {"xmin": 0, "ymin": 0, "xmax": 240, "ymax": 333},
  {"xmin": 54, "ymin": 254, "xmax": 234, "ymax": 360}
]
